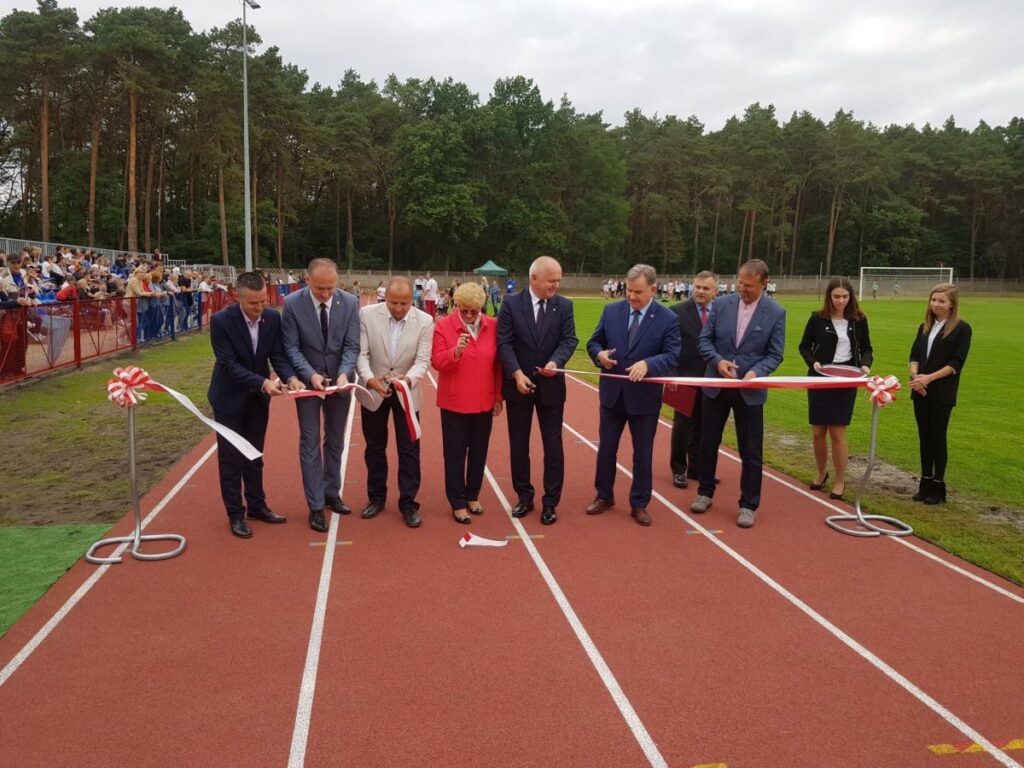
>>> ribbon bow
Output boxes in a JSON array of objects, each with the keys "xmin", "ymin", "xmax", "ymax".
[
  {"xmin": 866, "ymin": 374, "xmax": 901, "ymax": 407},
  {"xmin": 107, "ymin": 366, "xmax": 152, "ymax": 408}
]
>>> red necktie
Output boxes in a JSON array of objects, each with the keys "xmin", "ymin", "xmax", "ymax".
[{"xmin": 700, "ymin": 306, "xmax": 708, "ymax": 326}]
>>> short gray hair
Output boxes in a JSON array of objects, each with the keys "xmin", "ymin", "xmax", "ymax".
[
  {"xmin": 694, "ymin": 270, "xmax": 717, "ymax": 283},
  {"xmin": 308, "ymin": 257, "xmax": 338, "ymax": 274},
  {"xmin": 626, "ymin": 264, "xmax": 656, "ymax": 286}
]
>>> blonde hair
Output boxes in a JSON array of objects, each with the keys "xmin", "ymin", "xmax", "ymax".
[
  {"xmin": 924, "ymin": 283, "xmax": 961, "ymax": 338},
  {"xmin": 453, "ymin": 282, "xmax": 486, "ymax": 310}
]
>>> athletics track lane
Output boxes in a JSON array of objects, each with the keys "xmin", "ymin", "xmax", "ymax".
[{"xmin": 0, "ymin": 402, "xmax": 344, "ymax": 767}]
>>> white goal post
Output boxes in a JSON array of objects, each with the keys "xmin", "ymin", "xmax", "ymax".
[{"xmin": 858, "ymin": 266, "xmax": 954, "ymax": 300}]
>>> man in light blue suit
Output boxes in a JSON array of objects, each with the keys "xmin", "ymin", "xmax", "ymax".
[
  {"xmin": 692, "ymin": 259, "xmax": 785, "ymax": 528},
  {"xmin": 282, "ymin": 258, "xmax": 361, "ymax": 533},
  {"xmin": 586, "ymin": 264, "xmax": 681, "ymax": 526}
]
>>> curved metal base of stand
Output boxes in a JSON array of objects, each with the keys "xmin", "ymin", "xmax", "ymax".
[
  {"xmin": 825, "ymin": 513, "xmax": 913, "ymax": 538},
  {"xmin": 86, "ymin": 408, "xmax": 187, "ymax": 565},
  {"xmin": 86, "ymin": 534, "xmax": 187, "ymax": 564},
  {"xmin": 825, "ymin": 402, "xmax": 914, "ymax": 539}
]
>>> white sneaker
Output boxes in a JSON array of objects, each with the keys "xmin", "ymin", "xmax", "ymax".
[
  {"xmin": 737, "ymin": 508, "xmax": 756, "ymax": 528},
  {"xmin": 690, "ymin": 495, "xmax": 713, "ymax": 514}
]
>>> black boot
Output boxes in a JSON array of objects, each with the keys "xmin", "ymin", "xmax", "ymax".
[
  {"xmin": 912, "ymin": 477, "xmax": 932, "ymax": 502},
  {"xmin": 924, "ymin": 480, "xmax": 946, "ymax": 505}
]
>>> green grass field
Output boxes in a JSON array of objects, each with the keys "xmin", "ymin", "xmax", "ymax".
[{"xmin": 1, "ymin": 293, "xmax": 1021, "ymax": 636}]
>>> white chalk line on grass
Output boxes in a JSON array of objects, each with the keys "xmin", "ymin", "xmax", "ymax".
[
  {"xmin": 561, "ymin": 416, "xmax": 1021, "ymax": 768},
  {"xmin": 287, "ymin": 396, "xmax": 357, "ymax": 768},
  {"xmin": 566, "ymin": 374, "xmax": 1024, "ymax": 605},
  {"xmin": 424, "ymin": 370, "xmax": 667, "ymax": 767},
  {"xmin": 0, "ymin": 442, "xmax": 218, "ymax": 689}
]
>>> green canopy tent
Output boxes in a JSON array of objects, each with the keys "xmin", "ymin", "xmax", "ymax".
[{"xmin": 473, "ymin": 259, "xmax": 508, "ymax": 276}]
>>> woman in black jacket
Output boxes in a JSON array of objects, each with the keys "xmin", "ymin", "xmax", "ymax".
[
  {"xmin": 798, "ymin": 277, "xmax": 873, "ymax": 500},
  {"xmin": 908, "ymin": 283, "xmax": 972, "ymax": 504}
]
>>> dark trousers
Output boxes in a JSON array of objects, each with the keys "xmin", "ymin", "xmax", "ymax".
[
  {"xmin": 595, "ymin": 397, "xmax": 660, "ymax": 509},
  {"xmin": 214, "ymin": 402, "xmax": 269, "ymax": 520},
  {"xmin": 361, "ymin": 397, "xmax": 421, "ymax": 511},
  {"xmin": 440, "ymin": 409, "xmax": 494, "ymax": 510},
  {"xmin": 913, "ymin": 397, "xmax": 954, "ymax": 481},
  {"xmin": 506, "ymin": 396, "xmax": 565, "ymax": 508},
  {"xmin": 699, "ymin": 390, "xmax": 764, "ymax": 511},
  {"xmin": 670, "ymin": 392, "xmax": 703, "ymax": 478}
]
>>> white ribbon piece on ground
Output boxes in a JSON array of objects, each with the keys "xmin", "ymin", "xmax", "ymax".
[{"xmin": 459, "ymin": 532, "xmax": 509, "ymax": 548}]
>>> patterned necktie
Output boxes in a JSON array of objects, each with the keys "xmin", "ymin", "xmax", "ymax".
[
  {"xmin": 700, "ymin": 305, "xmax": 708, "ymax": 326},
  {"xmin": 319, "ymin": 302, "xmax": 329, "ymax": 346},
  {"xmin": 627, "ymin": 309, "xmax": 641, "ymax": 347},
  {"xmin": 536, "ymin": 299, "xmax": 546, "ymax": 327}
]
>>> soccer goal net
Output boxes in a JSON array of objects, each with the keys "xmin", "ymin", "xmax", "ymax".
[{"xmin": 859, "ymin": 267, "xmax": 954, "ymax": 300}]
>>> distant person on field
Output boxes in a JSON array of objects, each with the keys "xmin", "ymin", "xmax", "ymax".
[
  {"xmin": 798, "ymin": 277, "xmax": 873, "ymax": 501},
  {"xmin": 871, "ymin": 281, "xmax": 879, "ymax": 300},
  {"xmin": 908, "ymin": 284, "xmax": 972, "ymax": 506}
]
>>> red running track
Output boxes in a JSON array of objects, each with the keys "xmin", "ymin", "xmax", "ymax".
[{"xmin": 1, "ymin": 372, "xmax": 1022, "ymax": 768}]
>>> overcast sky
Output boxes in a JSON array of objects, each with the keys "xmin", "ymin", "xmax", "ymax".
[{"xmin": 4, "ymin": 0, "xmax": 1021, "ymax": 130}]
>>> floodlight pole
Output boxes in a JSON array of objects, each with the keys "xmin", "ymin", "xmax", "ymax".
[{"xmin": 242, "ymin": 0, "xmax": 260, "ymax": 272}]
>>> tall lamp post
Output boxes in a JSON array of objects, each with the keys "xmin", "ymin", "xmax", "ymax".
[{"xmin": 242, "ymin": 0, "xmax": 260, "ymax": 272}]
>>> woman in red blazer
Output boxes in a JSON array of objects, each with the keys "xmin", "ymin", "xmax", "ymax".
[{"xmin": 432, "ymin": 282, "xmax": 503, "ymax": 524}]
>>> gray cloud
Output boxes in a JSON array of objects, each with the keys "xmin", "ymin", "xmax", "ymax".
[{"xmin": 2, "ymin": 0, "xmax": 1019, "ymax": 129}]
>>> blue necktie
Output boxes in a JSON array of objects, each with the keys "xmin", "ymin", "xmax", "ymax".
[{"xmin": 627, "ymin": 309, "xmax": 640, "ymax": 347}]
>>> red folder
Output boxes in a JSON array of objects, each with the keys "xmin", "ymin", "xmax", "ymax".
[{"xmin": 662, "ymin": 384, "xmax": 697, "ymax": 417}]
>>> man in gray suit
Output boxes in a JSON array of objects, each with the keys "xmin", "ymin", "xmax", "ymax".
[
  {"xmin": 355, "ymin": 276, "xmax": 433, "ymax": 527},
  {"xmin": 282, "ymin": 258, "xmax": 361, "ymax": 533}
]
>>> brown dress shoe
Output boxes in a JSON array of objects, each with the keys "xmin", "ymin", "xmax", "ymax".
[
  {"xmin": 631, "ymin": 507, "xmax": 652, "ymax": 526},
  {"xmin": 586, "ymin": 497, "xmax": 613, "ymax": 515}
]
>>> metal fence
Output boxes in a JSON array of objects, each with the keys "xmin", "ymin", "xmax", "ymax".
[
  {"xmin": 0, "ymin": 291, "xmax": 237, "ymax": 386},
  {"xmin": 0, "ymin": 236, "xmax": 164, "ymax": 265}
]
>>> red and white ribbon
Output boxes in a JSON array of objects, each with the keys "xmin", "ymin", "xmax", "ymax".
[
  {"xmin": 547, "ymin": 368, "xmax": 902, "ymax": 400},
  {"xmin": 390, "ymin": 378, "xmax": 422, "ymax": 442},
  {"xmin": 458, "ymin": 531, "xmax": 508, "ymax": 548},
  {"xmin": 866, "ymin": 375, "xmax": 901, "ymax": 407},
  {"xmin": 286, "ymin": 379, "xmax": 421, "ymax": 442},
  {"xmin": 106, "ymin": 366, "xmax": 262, "ymax": 460}
]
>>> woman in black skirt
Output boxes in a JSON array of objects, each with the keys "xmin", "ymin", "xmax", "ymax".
[
  {"xmin": 798, "ymin": 277, "xmax": 873, "ymax": 499},
  {"xmin": 908, "ymin": 283, "xmax": 971, "ymax": 505}
]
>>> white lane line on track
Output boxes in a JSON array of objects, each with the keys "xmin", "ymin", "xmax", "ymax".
[
  {"xmin": 562, "ymin": 417, "xmax": 1022, "ymax": 768},
  {"xmin": 424, "ymin": 371, "xmax": 668, "ymax": 767},
  {"xmin": 288, "ymin": 397, "xmax": 357, "ymax": 768},
  {"xmin": 0, "ymin": 442, "xmax": 218, "ymax": 689},
  {"xmin": 566, "ymin": 374, "xmax": 1024, "ymax": 604}
]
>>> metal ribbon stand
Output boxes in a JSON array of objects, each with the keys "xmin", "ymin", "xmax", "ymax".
[
  {"xmin": 825, "ymin": 401, "xmax": 914, "ymax": 538},
  {"xmin": 86, "ymin": 408, "xmax": 187, "ymax": 564}
]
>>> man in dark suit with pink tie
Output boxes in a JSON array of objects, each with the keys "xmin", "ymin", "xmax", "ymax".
[{"xmin": 668, "ymin": 270, "xmax": 718, "ymax": 488}]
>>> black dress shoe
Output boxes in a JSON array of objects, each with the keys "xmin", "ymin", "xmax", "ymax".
[
  {"xmin": 230, "ymin": 518, "xmax": 252, "ymax": 538},
  {"xmin": 541, "ymin": 506, "xmax": 557, "ymax": 525},
  {"xmin": 510, "ymin": 500, "xmax": 534, "ymax": 518},
  {"xmin": 631, "ymin": 507, "xmax": 652, "ymax": 526},
  {"xmin": 309, "ymin": 509, "xmax": 328, "ymax": 533},
  {"xmin": 361, "ymin": 500, "xmax": 384, "ymax": 519},
  {"xmin": 585, "ymin": 497, "xmax": 613, "ymax": 515},
  {"xmin": 402, "ymin": 508, "xmax": 422, "ymax": 528},
  {"xmin": 247, "ymin": 506, "xmax": 287, "ymax": 524},
  {"xmin": 326, "ymin": 496, "xmax": 351, "ymax": 515},
  {"xmin": 672, "ymin": 474, "xmax": 689, "ymax": 488}
]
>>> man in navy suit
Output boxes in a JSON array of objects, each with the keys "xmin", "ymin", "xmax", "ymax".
[
  {"xmin": 497, "ymin": 256, "xmax": 578, "ymax": 525},
  {"xmin": 586, "ymin": 264, "xmax": 681, "ymax": 526},
  {"xmin": 208, "ymin": 272, "xmax": 297, "ymax": 538},
  {"xmin": 282, "ymin": 258, "xmax": 361, "ymax": 533},
  {"xmin": 692, "ymin": 259, "xmax": 786, "ymax": 528}
]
